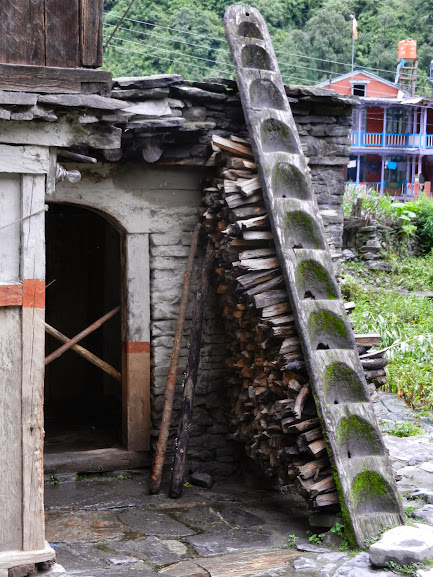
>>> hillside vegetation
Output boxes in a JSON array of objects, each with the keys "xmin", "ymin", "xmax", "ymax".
[{"xmin": 103, "ymin": 0, "xmax": 433, "ymax": 92}]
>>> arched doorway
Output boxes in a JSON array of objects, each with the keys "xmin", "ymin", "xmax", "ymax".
[{"xmin": 44, "ymin": 203, "xmax": 122, "ymax": 454}]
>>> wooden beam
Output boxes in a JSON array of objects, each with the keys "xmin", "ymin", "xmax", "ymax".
[
  {"xmin": 0, "ymin": 543, "xmax": 54, "ymax": 570},
  {"xmin": 0, "ymin": 63, "xmax": 111, "ymax": 95},
  {"xmin": 45, "ymin": 322, "xmax": 121, "ymax": 381},
  {"xmin": 21, "ymin": 175, "xmax": 46, "ymax": 552},
  {"xmin": 150, "ymin": 223, "xmax": 201, "ymax": 494},
  {"xmin": 0, "ymin": 120, "xmax": 122, "ymax": 150},
  {"xmin": 169, "ymin": 243, "xmax": 214, "ymax": 499},
  {"xmin": 122, "ymin": 234, "xmax": 151, "ymax": 452},
  {"xmin": 0, "ymin": 308, "xmax": 23, "ymax": 552},
  {"xmin": 0, "ymin": 284, "xmax": 22, "ymax": 307},
  {"xmin": 44, "ymin": 448, "xmax": 150, "ymax": 475},
  {"xmin": 0, "ymin": 0, "xmax": 45, "ymax": 66},
  {"xmin": 45, "ymin": 306, "xmax": 120, "ymax": 366},
  {"xmin": 45, "ymin": 0, "xmax": 80, "ymax": 68},
  {"xmin": 81, "ymin": 0, "xmax": 103, "ymax": 67}
]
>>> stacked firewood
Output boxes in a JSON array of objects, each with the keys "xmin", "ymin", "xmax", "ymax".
[{"xmin": 202, "ymin": 134, "xmax": 389, "ymax": 510}]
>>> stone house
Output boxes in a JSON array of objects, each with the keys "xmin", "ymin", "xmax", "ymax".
[{"xmin": 0, "ymin": 0, "xmax": 361, "ymax": 571}]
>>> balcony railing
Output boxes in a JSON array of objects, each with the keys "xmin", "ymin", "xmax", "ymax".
[{"xmin": 351, "ymin": 131, "xmax": 426, "ymax": 149}]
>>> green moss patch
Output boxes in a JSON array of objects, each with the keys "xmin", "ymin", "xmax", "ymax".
[{"xmin": 297, "ymin": 260, "xmax": 338, "ymax": 299}]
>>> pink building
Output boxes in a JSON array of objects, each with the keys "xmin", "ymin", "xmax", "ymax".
[{"xmin": 318, "ymin": 70, "xmax": 433, "ymax": 196}]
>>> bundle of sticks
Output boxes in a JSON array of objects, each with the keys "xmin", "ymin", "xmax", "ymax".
[{"xmin": 202, "ymin": 134, "xmax": 389, "ymax": 510}]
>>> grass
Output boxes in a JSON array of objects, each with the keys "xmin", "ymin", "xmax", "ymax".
[
  {"xmin": 382, "ymin": 421, "xmax": 424, "ymax": 437},
  {"xmin": 342, "ymin": 256, "xmax": 433, "ymax": 409}
]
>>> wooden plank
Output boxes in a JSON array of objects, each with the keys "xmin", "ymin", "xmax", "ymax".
[
  {"xmin": 0, "ymin": 145, "xmax": 49, "ymax": 174},
  {"xmin": 0, "ymin": 284, "xmax": 22, "ymax": 307},
  {"xmin": 0, "ymin": 543, "xmax": 54, "ymax": 570},
  {"xmin": 44, "ymin": 448, "xmax": 150, "ymax": 474},
  {"xmin": 21, "ymin": 175, "xmax": 46, "ymax": 551},
  {"xmin": 123, "ymin": 234, "xmax": 151, "ymax": 452},
  {"xmin": 81, "ymin": 0, "xmax": 103, "ymax": 67},
  {"xmin": 0, "ymin": 0, "xmax": 45, "ymax": 66},
  {"xmin": 212, "ymin": 134, "xmax": 254, "ymax": 159},
  {"xmin": 169, "ymin": 244, "xmax": 214, "ymax": 499},
  {"xmin": 45, "ymin": 0, "xmax": 80, "ymax": 68},
  {"xmin": 0, "ymin": 174, "xmax": 21, "ymax": 283},
  {"xmin": 355, "ymin": 333, "xmax": 382, "ymax": 347},
  {"xmin": 0, "ymin": 308, "xmax": 23, "ymax": 552},
  {"xmin": 0, "ymin": 63, "xmax": 112, "ymax": 94},
  {"xmin": 150, "ymin": 224, "xmax": 201, "ymax": 494},
  {"xmin": 0, "ymin": 120, "xmax": 122, "ymax": 150}
]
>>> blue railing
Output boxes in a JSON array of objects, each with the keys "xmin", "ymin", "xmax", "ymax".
[
  {"xmin": 351, "ymin": 132, "xmax": 424, "ymax": 148},
  {"xmin": 426, "ymin": 134, "xmax": 433, "ymax": 148}
]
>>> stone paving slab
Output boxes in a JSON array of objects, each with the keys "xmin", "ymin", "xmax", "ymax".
[
  {"xmin": 107, "ymin": 536, "xmax": 190, "ymax": 566},
  {"xmin": 160, "ymin": 549, "xmax": 300, "ymax": 577},
  {"xmin": 46, "ymin": 510, "xmax": 125, "ymax": 543},
  {"xmin": 45, "ymin": 474, "xmax": 149, "ymax": 511},
  {"xmin": 170, "ymin": 504, "xmax": 266, "ymax": 532},
  {"xmin": 185, "ymin": 527, "xmax": 273, "ymax": 556},
  {"xmin": 118, "ymin": 508, "xmax": 196, "ymax": 537}
]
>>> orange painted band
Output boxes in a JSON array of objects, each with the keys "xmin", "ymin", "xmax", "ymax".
[
  {"xmin": 125, "ymin": 341, "xmax": 150, "ymax": 354},
  {"xmin": 23, "ymin": 279, "xmax": 45, "ymax": 308},
  {"xmin": 0, "ymin": 284, "xmax": 23, "ymax": 307}
]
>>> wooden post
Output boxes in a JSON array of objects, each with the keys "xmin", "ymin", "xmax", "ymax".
[
  {"xmin": 150, "ymin": 224, "xmax": 201, "ymax": 494},
  {"xmin": 122, "ymin": 233, "xmax": 151, "ymax": 452},
  {"xmin": 169, "ymin": 243, "xmax": 214, "ymax": 499}
]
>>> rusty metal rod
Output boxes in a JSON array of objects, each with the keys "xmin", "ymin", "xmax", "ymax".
[
  {"xmin": 149, "ymin": 223, "xmax": 201, "ymax": 494},
  {"xmin": 45, "ymin": 322, "xmax": 121, "ymax": 381},
  {"xmin": 44, "ymin": 306, "xmax": 120, "ymax": 366}
]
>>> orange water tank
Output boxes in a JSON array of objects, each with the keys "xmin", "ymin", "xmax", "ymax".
[{"xmin": 398, "ymin": 39, "xmax": 417, "ymax": 60}]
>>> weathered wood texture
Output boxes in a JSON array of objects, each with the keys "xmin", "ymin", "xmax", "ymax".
[
  {"xmin": 81, "ymin": 0, "xmax": 104, "ymax": 67},
  {"xmin": 169, "ymin": 243, "xmax": 214, "ymax": 499},
  {"xmin": 224, "ymin": 5, "xmax": 404, "ymax": 547},
  {"xmin": 44, "ymin": 448, "xmax": 151, "ymax": 475},
  {"xmin": 21, "ymin": 175, "xmax": 46, "ymax": 551},
  {"xmin": 0, "ymin": 158, "xmax": 53, "ymax": 563},
  {"xmin": 0, "ymin": 308, "xmax": 23, "ymax": 552},
  {"xmin": 0, "ymin": 0, "xmax": 45, "ymax": 66},
  {"xmin": 0, "ymin": 0, "xmax": 102, "ymax": 69},
  {"xmin": 150, "ymin": 224, "xmax": 201, "ymax": 494},
  {"xmin": 0, "ymin": 63, "xmax": 111, "ymax": 95},
  {"xmin": 0, "ymin": 543, "xmax": 54, "ymax": 570},
  {"xmin": 0, "ymin": 174, "xmax": 21, "ymax": 282},
  {"xmin": 122, "ymin": 234, "xmax": 151, "ymax": 452}
]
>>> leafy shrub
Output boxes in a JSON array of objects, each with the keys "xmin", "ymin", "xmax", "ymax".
[{"xmin": 415, "ymin": 197, "xmax": 433, "ymax": 254}]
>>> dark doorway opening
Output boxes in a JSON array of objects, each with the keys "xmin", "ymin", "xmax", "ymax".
[{"xmin": 44, "ymin": 204, "xmax": 122, "ymax": 454}]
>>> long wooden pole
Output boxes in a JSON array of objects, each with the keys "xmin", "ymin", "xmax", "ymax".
[
  {"xmin": 44, "ymin": 306, "xmax": 120, "ymax": 365},
  {"xmin": 149, "ymin": 223, "xmax": 201, "ymax": 494},
  {"xmin": 169, "ymin": 242, "xmax": 214, "ymax": 499},
  {"xmin": 45, "ymin": 322, "xmax": 121, "ymax": 381}
]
